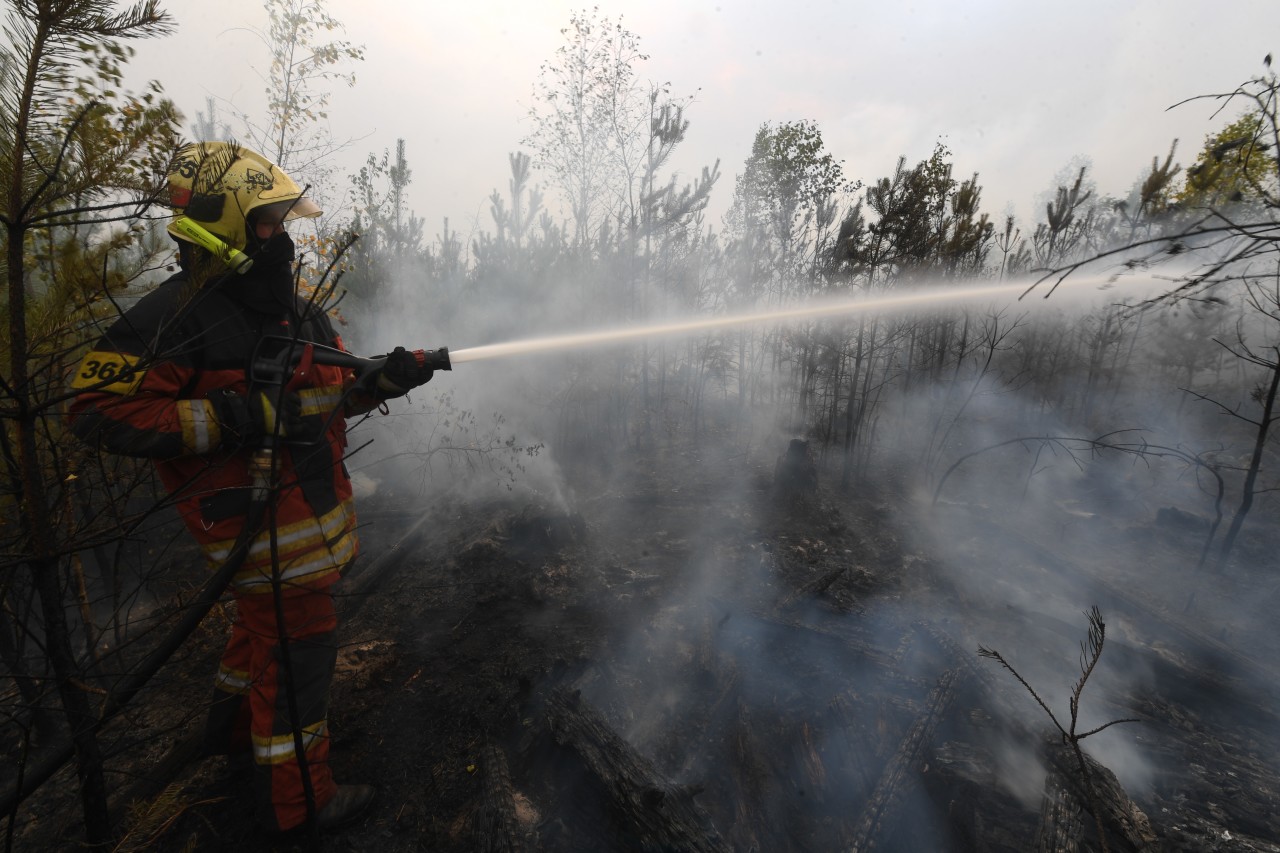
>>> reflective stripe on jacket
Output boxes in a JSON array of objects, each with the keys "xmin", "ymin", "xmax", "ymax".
[{"xmin": 67, "ymin": 272, "xmax": 360, "ymax": 592}]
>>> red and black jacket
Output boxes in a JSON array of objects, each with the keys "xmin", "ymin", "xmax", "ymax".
[{"xmin": 68, "ymin": 272, "xmax": 365, "ymax": 594}]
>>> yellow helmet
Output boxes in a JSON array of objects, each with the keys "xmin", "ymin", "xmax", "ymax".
[{"xmin": 165, "ymin": 141, "xmax": 322, "ymax": 254}]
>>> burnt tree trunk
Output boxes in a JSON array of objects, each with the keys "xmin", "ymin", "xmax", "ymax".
[
  {"xmin": 476, "ymin": 743, "xmax": 533, "ymax": 853},
  {"xmin": 536, "ymin": 687, "xmax": 729, "ymax": 852},
  {"xmin": 1042, "ymin": 739, "xmax": 1157, "ymax": 852},
  {"xmin": 1034, "ymin": 767, "xmax": 1084, "ymax": 853},
  {"xmin": 848, "ymin": 668, "xmax": 961, "ymax": 851},
  {"xmin": 1215, "ymin": 349, "xmax": 1280, "ymax": 571}
]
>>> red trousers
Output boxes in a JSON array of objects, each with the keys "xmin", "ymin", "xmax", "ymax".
[{"xmin": 206, "ymin": 583, "xmax": 338, "ymax": 832}]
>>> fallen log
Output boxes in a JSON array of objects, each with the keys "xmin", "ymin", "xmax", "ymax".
[
  {"xmin": 920, "ymin": 620, "xmax": 1152, "ymax": 851},
  {"xmin": 341, "ymin": 508, "xmax": 440, "ymax": 612},
  {"xmin": 1033, "ymin": 766, "xmax": 1084, "ymax": 853},
  {"xmin": 539, "ymin": 687, "xmax": 729, "ymax": 853},
  {"xmin": 848, "ymin": 668, "xmax": 961, "ymax": 852},
  {"xmin": 911, "ymin": 619, "xmax": 1051, "ymax": 731},
  {"xmin": 475, "ymin": 742, "xmax": 533, "ymax": 853},
  {"xmin": 1042, "ymin": 739, "xmax": 1157, "ymax": 852}
]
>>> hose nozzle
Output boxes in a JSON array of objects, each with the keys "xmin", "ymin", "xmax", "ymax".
[{"xmin": 423, "ymin": 347, "xmax": 451, "ymax": 371}]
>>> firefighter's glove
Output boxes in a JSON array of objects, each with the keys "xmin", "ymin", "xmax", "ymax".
[
  {"xmin": 208, "ymin": 388, "xmax": 315, "ymax": 445},
  {"xmin": 376, "ymin": 346, "xmax": 433, "ymax": 398}
]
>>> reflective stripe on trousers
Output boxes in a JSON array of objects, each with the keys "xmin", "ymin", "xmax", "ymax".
[{"xmin": 205, "ymin": 583, "xmax": 339, "ymax": 831}]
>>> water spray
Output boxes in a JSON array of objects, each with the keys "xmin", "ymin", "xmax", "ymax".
[
  {"xmin": 257, "ymin": 276, "xmax": 1132, "ymax": 383},
  {"xmin": 447, "ymin": 276, "xmax": 1127, "ymax": 364}
]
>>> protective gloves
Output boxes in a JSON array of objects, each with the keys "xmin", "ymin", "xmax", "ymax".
[
  {"xmin": 207, "ymin": 387, "xmax": 318, "ymax": 445},
  {"xmin": 375, "ymin": 346, "xmax": 434, "ymax": 397}
]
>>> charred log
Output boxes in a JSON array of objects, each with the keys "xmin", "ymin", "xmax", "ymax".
[
  {"xmin": 849, "ymin": 668, "xmax": 961, "ymax": 851},
  {"xmin": 1033, "ymin": 766, "xmax": 1084, "ymax": 853},
  {"xmin": 475, "ymin": 742, "xmax": 534, "ymax": 853},
  {"xmin": 1042, "ymin": 739, "xmax": 1157, "ymax": 852},
  {"xmin": 529, "ymin": 687, "xmax": 729, "ymax": 853},
  {"xmin": 912, "ymin": 619, "xmax": 1045, "ymax": 730}
]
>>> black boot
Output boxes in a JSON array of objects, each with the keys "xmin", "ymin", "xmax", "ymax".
[{"xmin": 316, "ymin": 784, "xmax": 376, "ymax": 830}]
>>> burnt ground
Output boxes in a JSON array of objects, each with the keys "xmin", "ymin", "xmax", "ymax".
[{"xmin": 9, "ymin": 438, "xmax": 1280, "ymax": 852}]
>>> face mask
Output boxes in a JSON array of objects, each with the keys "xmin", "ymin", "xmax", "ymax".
[
  {"xmin": 222, "ymin": 231, "xmax": 297, "ymax": 313},
  {"xmin": 252, "ymin": 230, "xmax": 296, "ymax": 268}
]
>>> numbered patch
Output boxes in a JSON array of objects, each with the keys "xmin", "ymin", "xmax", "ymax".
[{"xmin": 70, "ymin": 351, "xmax": 145, "ymax": 395}]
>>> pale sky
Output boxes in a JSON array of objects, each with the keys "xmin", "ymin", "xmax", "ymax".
[{"xmin": 128, "ymin": 0, "xmax": 1278, "ymax": 245}]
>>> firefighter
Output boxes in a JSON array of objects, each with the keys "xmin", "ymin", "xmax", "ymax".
[{"xmin": 67, "ymin": 141, "xmax": 432, "ymax": 834}]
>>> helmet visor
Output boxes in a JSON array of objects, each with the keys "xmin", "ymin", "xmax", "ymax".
[{"xmin": 249, "ymin": 198, "xmax": 323, "ymax": 232}]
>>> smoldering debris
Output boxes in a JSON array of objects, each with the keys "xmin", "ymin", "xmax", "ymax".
[
  {"xmin": 29, "ymin": 434, "xmax": 1280, "ymax": 851},
  {"xmin": 363, "ymin": 443, "xmax": 1277, "ymax": 853}
]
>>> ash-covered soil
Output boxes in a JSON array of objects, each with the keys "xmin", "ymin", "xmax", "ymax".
[{"xmin": 13, "ymin": 440, "xmax": 1280, "ymax": 851}]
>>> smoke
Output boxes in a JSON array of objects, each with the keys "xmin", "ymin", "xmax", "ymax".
[
  {"xmin": 612, "ymin": 284, "xmax": 1273, "ymax": 844},
  {"xmin": 860, "ymin": 281, "xmax": 1280, "ymax": 820},
  {"xmin": 334, "ymin": 248, "xmax": 585, "ymax": 508},
  {"xmin": 330, "ymin": 205, "xmax": 1279, "ymax": 846}
]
